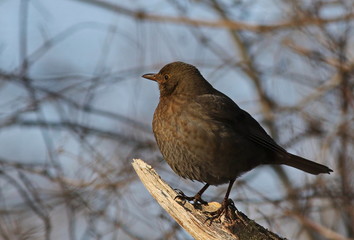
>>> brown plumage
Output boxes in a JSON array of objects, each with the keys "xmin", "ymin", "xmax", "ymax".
[{"xmin": 142, "ymin": 61, "xmax": 332, "ymax": 220}]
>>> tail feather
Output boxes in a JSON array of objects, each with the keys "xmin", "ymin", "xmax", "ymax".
[{"xmin": 277, "ymin": 153, "xmax": 333, "ymax": 175}]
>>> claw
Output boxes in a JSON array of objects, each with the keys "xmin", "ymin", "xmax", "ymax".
[
  {"xmin": 204, "ymin": 199, "xmax": 235, "ymax": 225},
  {"xmin": 174, "ymin": 189, "xmax": 208, "ymax": 206},
  {"xmin": 174, "ymin": 189, "xmax": 186, "ymax": 199}
]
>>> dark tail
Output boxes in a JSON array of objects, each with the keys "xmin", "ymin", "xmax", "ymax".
[{"xmin": 277, "ymin": 153, "xmax": 333, "ymax": 175}]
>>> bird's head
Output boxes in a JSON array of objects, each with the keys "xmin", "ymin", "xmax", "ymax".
[{"xmin": 142, "ymin": 61, "xmax": 213, "ymax": 97}]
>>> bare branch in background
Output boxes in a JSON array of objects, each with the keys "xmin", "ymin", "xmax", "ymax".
[{"xmin": 0, "ymin": 0, "xmax": 352, "ymax": 239}]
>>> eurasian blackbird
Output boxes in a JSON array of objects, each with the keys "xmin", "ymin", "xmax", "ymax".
[{"xmin": 142, "ymin": 61, "xmax": 332, "ymax": 220}]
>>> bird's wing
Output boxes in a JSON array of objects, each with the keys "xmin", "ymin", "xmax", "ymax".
[{"xmin": 194, "ymin": 93, "xmax": 287, "ymax": 155}]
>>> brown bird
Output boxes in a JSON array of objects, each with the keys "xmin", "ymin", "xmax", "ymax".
[{"xmin": 142, "ymin": 61, "xmax": 332, "ymax": 220}]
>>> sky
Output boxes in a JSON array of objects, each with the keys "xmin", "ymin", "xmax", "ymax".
[{"xmin": 0, "ymin": 0, "xmax": 338, "ymax": 239}]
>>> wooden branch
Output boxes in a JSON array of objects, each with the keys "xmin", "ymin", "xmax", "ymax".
[{"xmin": 132, "ymin": 159, "xmax": 286, "ymax": 240}]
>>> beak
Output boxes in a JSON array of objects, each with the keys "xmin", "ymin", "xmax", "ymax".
[{"xmin": 142, "ymin": 73, "xmax": 157, "ymax": 81}]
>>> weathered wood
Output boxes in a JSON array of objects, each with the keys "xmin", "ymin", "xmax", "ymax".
[{"xmin": 132, "ymin": 159, "xmax": 286, "ymax": 240}]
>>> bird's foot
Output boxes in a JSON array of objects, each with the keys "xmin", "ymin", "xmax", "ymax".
[
  {"xmin": 174, "ymin": 189, "xmax": 208, "ymax": 206},
  {"xmin": 204, "ymin": 199, "xmax": 235, "ymax": 225}
]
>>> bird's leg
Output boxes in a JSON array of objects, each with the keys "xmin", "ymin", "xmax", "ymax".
[
  {"xmin": 175, "ymin": 183, "xmax": 210, "ymax": 205},
  {"xmin": 205, "ymin": 179, "xmax": 236, "ymax": 224}
]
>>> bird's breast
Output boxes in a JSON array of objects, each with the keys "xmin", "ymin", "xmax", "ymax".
[{"xmin": 152, "ymin": 97, "xmax": 221, "ymax": 183}]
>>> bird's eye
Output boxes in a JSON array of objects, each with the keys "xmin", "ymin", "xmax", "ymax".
[{"xmin": 164, "ymin": 75, "xmax": 169, "ymax": 80}]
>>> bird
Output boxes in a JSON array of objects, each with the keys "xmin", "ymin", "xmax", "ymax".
[{"xmin": 142, "ymin": 61, "xmax": 332, "ymax": 221}]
